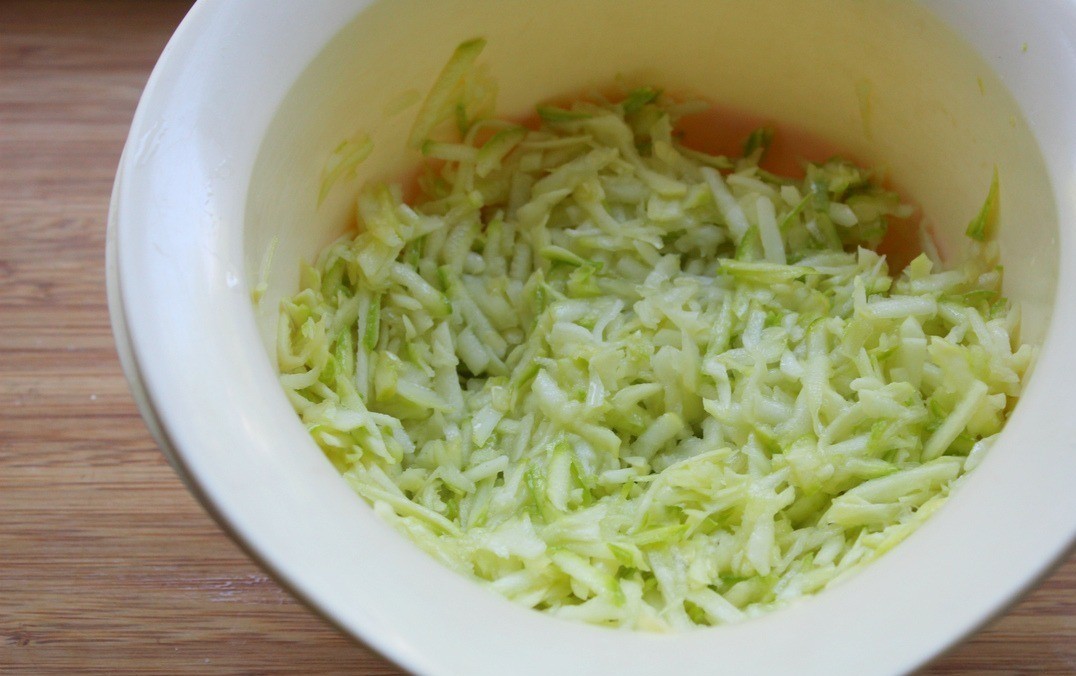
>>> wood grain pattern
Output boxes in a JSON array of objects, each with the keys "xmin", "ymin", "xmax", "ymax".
[{"xmin": 0, "ymin": 2, "xmax": 1072, "ymax": 674}]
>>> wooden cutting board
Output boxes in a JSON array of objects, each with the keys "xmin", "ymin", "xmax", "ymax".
[{"xmin": 1, "ymin": 1, "xmax": 1072, "ymax": 673}]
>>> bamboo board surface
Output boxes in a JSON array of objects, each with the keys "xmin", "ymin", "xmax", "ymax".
[{"xmin": 1, "ymin": 1, "xmax": 1073, "ymax": 673}]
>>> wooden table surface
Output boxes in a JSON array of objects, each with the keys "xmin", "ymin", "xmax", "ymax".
[{"xmin": 1, "ymin": 1, "xmax": 1074, "ymax": 673}]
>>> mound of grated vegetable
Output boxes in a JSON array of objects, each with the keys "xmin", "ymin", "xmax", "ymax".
[{"xmin": 276, "ymin": 42, "xmax": 1033, "ymax": 630}]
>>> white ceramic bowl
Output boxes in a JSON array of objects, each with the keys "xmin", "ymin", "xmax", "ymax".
[{"xmin": 108, "ymin": 1, "xmax": 1076, "ymax": 673}]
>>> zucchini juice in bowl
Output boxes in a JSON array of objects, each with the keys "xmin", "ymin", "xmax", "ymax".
[{"xmin": 270, "ymin": 37, "xmax": 1033, "ymax": 630}]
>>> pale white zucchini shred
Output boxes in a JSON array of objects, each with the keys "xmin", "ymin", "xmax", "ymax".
[{"xmin": 277, "ymin": 50, "xmax": 1033, "ymax": 630}]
